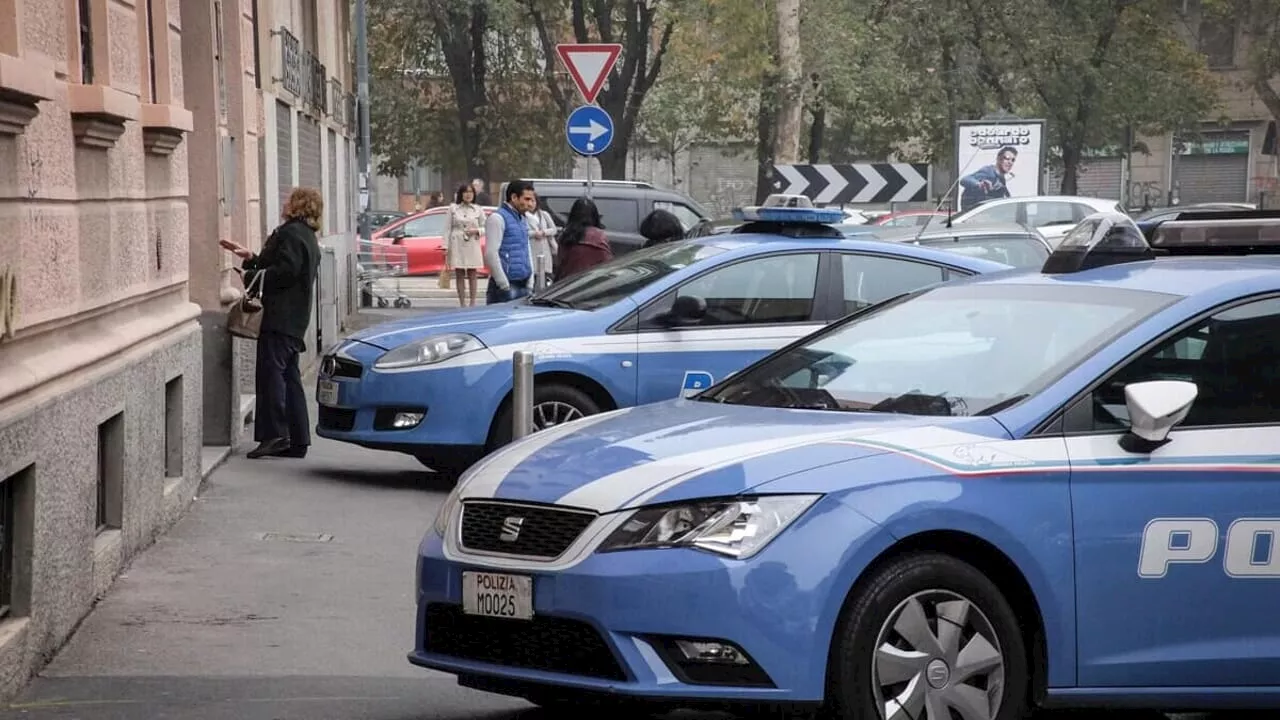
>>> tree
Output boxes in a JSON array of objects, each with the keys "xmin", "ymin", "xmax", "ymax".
[
  {"xmin": 526, "ymin": 0, "xmax": 676, "ymax": 179},
  {"xmin": 368, "ymin": 0, "xmax": 571, "ymax": 183},
  {"xmin": 774, "ymin": 0, "xmax": 803, "ymax": 164},
  {"xmin": 950, "ymin": 0, "xmax": 1221, "ymax": 192}
]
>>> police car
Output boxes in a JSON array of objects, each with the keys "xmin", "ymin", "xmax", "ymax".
[
  {"xmin": 316, "ymin": 197, "xmax": 1010, "ymax": 474},
  {"xmin": 411, "ymin": 209, "xmax": 1280, "ymax": 717}
]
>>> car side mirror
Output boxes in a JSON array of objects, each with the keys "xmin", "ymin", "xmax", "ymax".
[
  {"xmin": 658, "ymin": 294, "xmax": 707, "ymax": 327},
  {"xmin": 1119, "ymin": 380, "xmax": 1198, "ymax": 453},
  {"xmin": 388, "ymin": 227, "xmax": 407, "ymax": 241}
]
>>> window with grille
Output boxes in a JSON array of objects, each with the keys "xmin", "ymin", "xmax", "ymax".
[{"xmin": 78, "ymin": 0, "xmax": 94, "ymax": 83}]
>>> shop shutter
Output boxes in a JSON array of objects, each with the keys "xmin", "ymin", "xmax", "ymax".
[
  {"xmin": 1045, "ymin": 157, "xmax": 1123, "ymax": 199},
  {"xmin": 276, "ymin": 100, "xmax": 293, "ymax": 212},
  {"xmin": 327, "ymin": 128, "xmax": 338, "ymax": 232},
  {"xmin": 298, "ymin": 113, "xmax": 322, "ymax": 192},
  {"xmin": 1175, "ymin": 153, "xmax": 1248, "ymax": 204}
]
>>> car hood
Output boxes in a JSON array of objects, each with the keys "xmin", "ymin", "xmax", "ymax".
[
  {"xmin": 342, "ymin": 303, "xmax": 583, "ymax": 351},
  {"xmin": 457, "ymin": 399, "xmax": 1012, "ymax": 513}
]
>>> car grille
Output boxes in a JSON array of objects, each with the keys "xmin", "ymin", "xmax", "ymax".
[
  {"xmin": 459, "ymin": 501, "xmax": 595, "ymax": 559},
  {"xmin": 424, "ymin": 603, "xmax": 627, "ymax": 680},
  {"xmin": 317, "ymin": 406, "xmax": 356, "ymax": 432},
  {"xmin": 322, "ymin": 355, "xmax": 363, "ymax": 379}
]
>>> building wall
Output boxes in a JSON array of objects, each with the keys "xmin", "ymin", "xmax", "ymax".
[{"xmin": 0, "ymin": 0, "xmax": 201, "ymax": 698}]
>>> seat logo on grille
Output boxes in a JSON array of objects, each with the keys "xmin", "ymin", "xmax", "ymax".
[
  {"xmin": 499, "ymin": 516, "xmax": 524, "ymax": 542},
  {"xmin": 321, "ymin": 356, "xmax": 337, "ymax": 376}
]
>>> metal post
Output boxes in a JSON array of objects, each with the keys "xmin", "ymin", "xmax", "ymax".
[
  {"xmin": 354, "ymin": 0, "xmax": 372, "ymax": 242},
  {"xmin": 534, "ymin": 253, "xmax": 547, "ymax": 292},
  {"xmin": 512, "ymin": 351, "xmax": 534, "ymax": 440},
  {"xmin": 585, "ymin": 156, "xmax": 593, "ymax": 199}
]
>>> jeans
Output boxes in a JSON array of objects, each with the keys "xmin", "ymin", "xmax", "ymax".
[
  {"xmin": 254, "ymin": 330, "xmax": 310, "ymax": 446},
  {"xmin": 486, "ymin": 278, "xmax": 529, "ymax": 305}
]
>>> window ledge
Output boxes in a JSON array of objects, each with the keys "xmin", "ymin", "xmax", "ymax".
[
  {"xmin": 0, "ymin": 52, "xmax": 56, "ymax": 136},
  {"xmin": 141, "ymin": 103, "xmax": 193, "ymax": 156},
  {"xmin": 67, "ymin": 84, "xmax": 139, "ymax": 149}
]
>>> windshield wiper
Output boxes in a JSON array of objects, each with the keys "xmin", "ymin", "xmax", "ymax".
[
  {"xmin": 973, "ymin": 394, "xmax": 1029, "ymax": 415},
  {"xmin": 528, "ymin": 297, "xmax": 575, "ymax": 309}
]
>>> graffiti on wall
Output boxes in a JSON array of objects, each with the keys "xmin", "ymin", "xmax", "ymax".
[
  {"xmin": 706, "ymin": 178, "xmax": 755, "ymax": 218},
  {"xmin": 1129, "ymin": 180, "xmax": 1163, "ymax": 209}
]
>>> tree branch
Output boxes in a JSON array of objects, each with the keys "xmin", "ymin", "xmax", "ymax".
[{"xmin": 524, "ymin": 0, "xmax": 569, "ymax": 108}]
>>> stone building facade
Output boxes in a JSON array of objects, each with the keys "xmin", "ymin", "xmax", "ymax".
[{"xmin": 0, "ymin": 0, "xmax": 356, "ymax": 697}]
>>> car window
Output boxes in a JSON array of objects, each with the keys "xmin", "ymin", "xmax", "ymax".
[
  {"xmin": 653, "ymin": 201, "xmax": 704, "ymax": 230},
  {"xmin": 1025, "ymin": 202, "xmax": 1077, "ymax": 226},
  {"xmin": 919, "ymin": 235, "xmax": 1048, "ymax": 269},
  {"xmin": 1083, "ymin": 297, "xmax": 1280, "ymax": 430},
  {"xmin": 594, "ymin": 198, "xmax": 640, "ymax": 233},
  {"xmin": 532, "ymin": 241, "xmax": 728, "ymax": 311},
  {"xmin": 840, "ymin": 254, "xmax": 947, "ymax": 315},
  {"xmin": 639, "ymin": 252, "xmax": 821, "ymax": 328},
  {"xmin": 702, "ymin": 283, "xmax": 1176, "ymax": 414},
  {"xmin": 402, "ymin": 214, "xmax": 446, "ymax": 237},
  {"xmin": 970, "ymin": 203, "xmax": 1019, "ymax": 223}
]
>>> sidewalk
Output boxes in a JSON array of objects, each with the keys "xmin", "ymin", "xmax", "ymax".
[{"xmin": 0, "ymin": 393, "xmax": 531, "ymax": 718}]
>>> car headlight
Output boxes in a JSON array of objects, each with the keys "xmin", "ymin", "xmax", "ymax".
[
  {"xmin": 432, "ymin": 485, "xmax": 462, "ymax": 537},
  {"xmin": 598, "ymin": 495, "xmax": 820, "ymax": 559},
  {"xmin": 374, "ymin": 333, "xmax": 485, "ymax": 369}
]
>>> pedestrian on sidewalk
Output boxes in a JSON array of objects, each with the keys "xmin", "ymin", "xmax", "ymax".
[
  {"xmin": 483, "ymin": 179, "xmax": 537, "ymax": 304},
  {"xmin": 443, "ymin": 183, "xmax": 485, "ymax": 307},
  {"xmin": 555, "ymin": 197, "xmax": 613, "ymax": 279},
  {"xmin": 525, "ymin": 193, "xmax": 559, "ymax": 289},
  {"xmin": 219, "ymin": 187, "xmax": 322, "ymax": 460},
  {"xmin": 639, "ymin": 208, "xmax": 685, "ymax": 248}
]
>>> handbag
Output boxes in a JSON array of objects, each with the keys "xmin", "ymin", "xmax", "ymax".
[
  {"xmin": 227, "ymin": 269, "xmax": 266, "ymax": 340},
  {"xmin": 438, "ymin": 266, "xmax": 452, "ymax": 289}
]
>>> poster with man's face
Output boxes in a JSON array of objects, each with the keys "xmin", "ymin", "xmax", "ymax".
[{"xmin": 955, "ymin": 121, "xmax": 1044, "ymax": 212}]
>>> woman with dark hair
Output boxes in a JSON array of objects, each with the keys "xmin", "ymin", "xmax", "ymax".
[
  {"xmin": 639, "ymin": 209, "xmax": 685, "ymax": 247},
  {"xmin": 443, "ymin": 183, "xmax": 485, "ymax": 306},
  {"xmin": 554, "ymin": 197, "xmax": 612, "ymax": 279}
]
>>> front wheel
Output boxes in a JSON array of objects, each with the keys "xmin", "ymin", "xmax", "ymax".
[
  {"xmin": 826, "ymin": 552, "xmax": 1028, "ymax": 720},
  {"xmin": 488, "ymin": 383, "xmax": 601, "ymax": 449}
]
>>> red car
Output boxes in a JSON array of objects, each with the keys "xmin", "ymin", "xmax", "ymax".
[{"xmin": 372, "ymin": 206, "xmax": 495, "ymax": 276}]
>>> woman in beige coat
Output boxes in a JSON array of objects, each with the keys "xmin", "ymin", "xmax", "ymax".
[{"xmin": 443, "ymin": 183, "xmax": 486, "ymax": 306}]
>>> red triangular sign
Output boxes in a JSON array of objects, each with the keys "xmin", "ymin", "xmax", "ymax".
[{"xmin": 556, "ymin": 43, "xmax": 623, "ymax": 105}]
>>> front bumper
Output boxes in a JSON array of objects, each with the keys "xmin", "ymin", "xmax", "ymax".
[
  {"xmin": 314, "ymin": 349, "xmax": 507, "ymax": 449},
  {"xmin": 409, "ymin": 499, "xmax": 884, "ymax": 705}
]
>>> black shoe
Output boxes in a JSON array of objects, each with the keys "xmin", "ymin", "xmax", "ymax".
[
  {"xmin": 280, "ymin": 445, "xmax": 308, "ymax": 458},
  {"xmin": 247, "ymin": 438, "xmax": 290, "ymax": 458}
]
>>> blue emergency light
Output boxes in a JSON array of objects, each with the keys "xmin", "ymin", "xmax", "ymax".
[
  {"xmin": 1042, "ymin": 209, "xmax": 1280, "ymax": 274},
  {"xmin": 731, "ymin": 194, "xmax": 846, "ymax": 225}
]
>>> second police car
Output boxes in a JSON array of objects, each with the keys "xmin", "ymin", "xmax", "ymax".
[
  {"xmin": 316, "ymin": 197, "xmax": 1011, "ymax": 474},
  {"xmin": 412, "ymin": 209, "xmax": 1280, "ymax": 718}
]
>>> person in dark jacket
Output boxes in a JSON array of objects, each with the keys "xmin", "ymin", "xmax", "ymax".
[
  {"xmin": 220, "ymin": 187, "xmax": 323, "ymax": 459},
  {"xmin": 639, "ymin": 208, "xmax": 685, "ymax": 247},
  {"xmin": 555, "ymin": 197, "xmax": 613, "ymax": 279}
]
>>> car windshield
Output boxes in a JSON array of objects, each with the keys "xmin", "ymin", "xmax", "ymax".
[
  {"xmin": 918, "ymin": 235, "xmax": 1049, "ymax": 269},
  {"xmin": 700, "ymin": 282, "xmax": 1176, "ymax": 415},
  {"xmin": 528, "ymin": 240, "xmax": 729, "ymax": 311}
]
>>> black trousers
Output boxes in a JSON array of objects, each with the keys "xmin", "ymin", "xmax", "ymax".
[{"xmin": 254, "ymin": 330, "xmax": 310, "ymax": 446}]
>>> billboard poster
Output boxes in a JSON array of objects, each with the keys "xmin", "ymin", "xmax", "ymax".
[{"xmin": 954, "ymin": 120, "xmax": 1046, "ymax": 212}]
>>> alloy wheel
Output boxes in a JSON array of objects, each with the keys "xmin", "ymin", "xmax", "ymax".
[
  {"xmin": 532, "ymin": 400, "xmax": 584, "ymax": 429},
  {"xmin": 871, "ymin": 589, "xmax": 1005, "ymax": 720}
]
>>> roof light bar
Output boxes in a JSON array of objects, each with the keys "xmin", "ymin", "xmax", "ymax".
[
  {"xmin": 733, "ymin": 194, "xmax": 845, "ymax": 224},
  {"xmin": 1041, "ymin": 212, "xmax": 1153, "ymax": 274},
  {"xmin": 1149, "ymin": 212, "xmax": 1280, "ymax": 251}
]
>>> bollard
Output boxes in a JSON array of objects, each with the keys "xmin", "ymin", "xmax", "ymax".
[
  {"xmin": 512, "ymin": 350, "xmax": 534, "ymax": 440},
  {"xmin": 534, "ymin": 253, "xmax": 548, "ymax": 292}
]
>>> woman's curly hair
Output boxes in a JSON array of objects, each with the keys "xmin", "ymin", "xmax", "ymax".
[{"xmin": 283, "ymin": 187, "xmax": 324, "ymax": 231}]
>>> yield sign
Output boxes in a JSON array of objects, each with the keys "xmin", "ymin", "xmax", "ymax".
[{"xmin": 556, "ymin": 43, "xmax": 622, "ymax": 105}]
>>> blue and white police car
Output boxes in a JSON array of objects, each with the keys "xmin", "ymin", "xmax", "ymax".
[
  {"xmin": 316, "ymin": 198, "xmax": 1010, "ymax": 474},
  {"xmin": 411, "ymin": 209, "xmax": 1280, "ymax": 718}
]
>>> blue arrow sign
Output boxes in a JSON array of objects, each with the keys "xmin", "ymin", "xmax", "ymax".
[{"xmin": 565, "ymin": 105, "xmax": 614, "ymax": 157}]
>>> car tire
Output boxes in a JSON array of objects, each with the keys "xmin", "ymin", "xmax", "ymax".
[
  {"xmin": 488, "ymin": 383, "xmax": 601, "ymax": 450},
  {"xmin": 825, "ymin": 552, "xmax": 1029, "ymax": 720}
]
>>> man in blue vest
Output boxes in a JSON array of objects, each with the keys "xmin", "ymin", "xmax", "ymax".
[{"xmin": 483, "ymin": 179, "xmax": 537, "ymax": 305}]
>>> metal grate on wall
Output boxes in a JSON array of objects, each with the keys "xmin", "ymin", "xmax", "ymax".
[
  {"xmin": 276, "ymin": 100, "xmax": 293, "ymax": 213},
  {"xmin": 298, "ymin": 113, "xmax": 322, "ymax": 195},
  {"xmin": 327, "ymin": 128, "xmax": 338, "ymax": 233}
]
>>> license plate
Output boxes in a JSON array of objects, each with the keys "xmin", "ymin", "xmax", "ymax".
[
  {"xmin": 462, "ymin": 571, "xmax": 533, "ymax": 620},
  {"xmin": 317, "ymin": 379, "xmax": 339, "ymax": 406}
]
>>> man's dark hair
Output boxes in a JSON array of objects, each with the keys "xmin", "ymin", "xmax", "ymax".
[
  {"xmin": 505, "ymin": 179, "xmax": 534, "ymax": 202},
  {"xmin": 998, "ymin": 146, "xmax": 1019, "ymax": 159}
]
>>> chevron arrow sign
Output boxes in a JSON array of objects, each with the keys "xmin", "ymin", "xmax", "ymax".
[{"xmin": 770, "ymin": 163, "xmax": 930, "ymax": 204}]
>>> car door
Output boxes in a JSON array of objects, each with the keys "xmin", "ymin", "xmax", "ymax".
[
  {"xmin": 1063, "ymin": 295, "xmax": 1280, "ymax": 687},
  {"xmin": 632, "ymin": 251, "xmax": 827, "ymax": 405},
  {"xmin": 832, "ymin": 251, "xmax": 960, "ymax": 317},
  {"xmin": 393, "ymin": 213, "xmax": 448, "ymax": 275}
]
